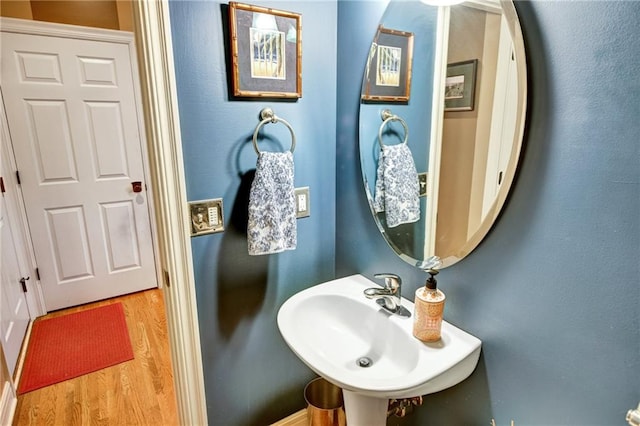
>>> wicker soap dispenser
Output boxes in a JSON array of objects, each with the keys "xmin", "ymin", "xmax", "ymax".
[{"xmin": 413, "ymin": 269, "xmax": 445, "ymax": 342}]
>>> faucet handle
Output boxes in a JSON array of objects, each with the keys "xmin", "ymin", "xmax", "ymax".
[{"xmin": 374, "ymin": 273, "xmax": 401, "ymax": 292}]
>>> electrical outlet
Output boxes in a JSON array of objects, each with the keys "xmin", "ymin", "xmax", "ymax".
[
  {"xmin": 418, "ymin": 172, "xmax": 428, "ymax": 197},
  {"xmin": 188, "ymin": 198, "xmax": 224, "ymax": 236},
  {"xmin": 295, "ymin": 187, "xmax": 310, "ymax": 218}
]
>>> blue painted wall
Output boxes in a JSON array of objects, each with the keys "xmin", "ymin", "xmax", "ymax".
[
  {"xmin": 337, "ymin": 1, "xmax": 640, "ymax": 425},
  {"xmin": 169, "ymin": 1, "xmax": 337, "ymax": 424}
]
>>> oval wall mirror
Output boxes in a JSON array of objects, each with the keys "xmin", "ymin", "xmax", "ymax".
[{"xmin": 359, "ymin": 0, "xmax": 527, "ymax": 269}]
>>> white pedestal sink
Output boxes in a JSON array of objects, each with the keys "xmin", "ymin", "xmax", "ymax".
[{"xmin": 277, "ymin": 274, "xmax": 482, "ymax": 426}]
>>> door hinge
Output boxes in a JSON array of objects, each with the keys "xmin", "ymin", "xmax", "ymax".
[
  {"xmin": 20, "ymin": 276, "xmax": 30, "ymax": 293},
  {"xmin": 0, "ymin": 176, "xmax": 5, "ymax": 193},
  {"xmin": 16, "ymin": 170, "xmax": 21, "ymax": 185},
  {"xmin": 36, "ymin": 267, "xmax": 41, "ymax": 281},
  {"xmin": 163, "ymin": 269, "xmax": 171, "ymax": 288}
]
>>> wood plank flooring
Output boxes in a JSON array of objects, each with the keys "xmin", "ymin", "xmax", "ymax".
[
  {"xmin": 271, "ymin": 409, "xmax": 306, "ymax": 426},
  {"xmin": 13, "ymin": 289, "xmax": 178, "ymax": 426}
]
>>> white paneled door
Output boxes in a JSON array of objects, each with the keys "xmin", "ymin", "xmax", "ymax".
[{"xmin": 1, "ymin": 28, "xmax": 158, "ymax": 311}]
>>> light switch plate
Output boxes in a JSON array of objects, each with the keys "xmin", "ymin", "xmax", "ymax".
[
  {"xmin": 188, "ymin": 198, "xmax": 224, "ymax": 236},
  {"xmin": 295, "ymin": 187, "xmax": 310, "ymax": 218}
]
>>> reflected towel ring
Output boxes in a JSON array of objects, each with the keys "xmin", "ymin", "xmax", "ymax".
[
  {"xmin": 378, "ymin": 109, "xmax": 409, "ymax": 148},
  {"xmin": 252, "ymin": 107, "xmax": 296, "ymax": 154}
]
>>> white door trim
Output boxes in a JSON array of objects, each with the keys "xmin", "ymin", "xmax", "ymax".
[
  {"xmin": 0, "ymin": 381, "xmax": 17, "ymax": 426},
  {"xmin": 424, "ymin": 6, "xmax": 450, "ymax": 260},
  {"xmin": 0, "ymin": 16, "xmax": 138, "ymax": 43},
  {"xmin": 131, "ymin": 2, "xmax": 208, "ymax": 424}
]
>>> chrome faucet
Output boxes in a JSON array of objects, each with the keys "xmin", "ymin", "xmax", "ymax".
[{"xmin": 364, "ymin": 273, "xmax": 411, "ymax": 317}]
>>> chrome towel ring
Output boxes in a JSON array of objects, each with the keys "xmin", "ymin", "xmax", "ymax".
[
  {"xmin": 252, "ymin": 107, "xmax": 296, "ymax": 154},
  {"xmin": 378, "ymin": 109, "xmax": 409, "ymax": 148}
]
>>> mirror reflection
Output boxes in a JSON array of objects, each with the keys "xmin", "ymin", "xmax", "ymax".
[{"xmin": 359, "ymin": 0, "xmax": 527, "ymax": 269}]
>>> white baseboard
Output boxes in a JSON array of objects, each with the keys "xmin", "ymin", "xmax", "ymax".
[{"xmin": 0, "ymin": 381, "xmax": 17, "ymax": 426}]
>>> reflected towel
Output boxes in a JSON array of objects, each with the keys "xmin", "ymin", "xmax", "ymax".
[
  {"xmin": 248, "ymin": 151, "xmax": 297, "ymax": 255},
  {"xmin": 373, "ymin": 143, "xmax": 420, "ymax": 228}
]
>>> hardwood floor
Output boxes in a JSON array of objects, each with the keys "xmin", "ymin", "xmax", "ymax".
[
  {"xmin": 271, "ymin": 409, "xmax": 306, "ymax": 426},
  {"xmin": 13, "ymin": 289, "xmax": 179, "ymax": 426}
]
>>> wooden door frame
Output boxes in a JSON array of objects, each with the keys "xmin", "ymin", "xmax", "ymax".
[{"xmin": 1, "ymin": 12, "xmax": 208, "ymax": 425}]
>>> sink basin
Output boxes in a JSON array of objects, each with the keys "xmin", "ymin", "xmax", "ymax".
[{"xmin": 277, "ymin": 274, "xmax": 481, "ymax": 425}]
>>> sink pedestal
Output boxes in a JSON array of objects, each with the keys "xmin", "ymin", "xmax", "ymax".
[{"xmin": 342, "ymin": 390, "xmax": 388, "ymax": 426}]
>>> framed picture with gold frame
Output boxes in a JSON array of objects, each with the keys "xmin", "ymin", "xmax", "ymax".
[
  {"xmin": 361, "ymin": 26, "xmax": 414, "ymax": 103},
  {"xmin": 229, "ymin": 2, "xmax": 302, "ymax": 98}
]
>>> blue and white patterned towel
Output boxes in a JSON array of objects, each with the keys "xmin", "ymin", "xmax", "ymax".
[
  {"xmin": 248, "ymin": 151, "xmax": 297, "ymax": 255},
  {"xmin": 373, "ymin": 143, "xmax": 420, "ymax": 228}
]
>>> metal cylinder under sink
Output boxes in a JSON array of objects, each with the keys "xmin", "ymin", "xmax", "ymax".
[{"xmin": 304, "ymin": 377, "xmax": 346, "ymax": 426}]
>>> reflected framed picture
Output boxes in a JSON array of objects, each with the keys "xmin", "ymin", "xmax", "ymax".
[
  {"xmin": 361, "ymin": 26, "xmax": 414, "ymax": 103},
  {"xmin": 444, "ymin": 59, "xmax": 478, "ymax": 111},
  {"xmin": 229, "ymin": 2, "xmax": 302, "ymax": 98}
]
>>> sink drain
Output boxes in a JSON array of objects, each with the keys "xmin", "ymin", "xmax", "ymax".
[{"xmin": 356, "ymin": 357, "xmax": 373, "ymax": 368}]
